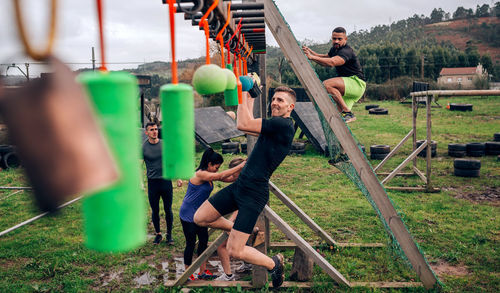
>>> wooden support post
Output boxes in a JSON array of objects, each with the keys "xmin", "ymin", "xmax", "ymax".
[
  {"xmin": 412, "ymin": 95, "xmax": 417, "ymax": 171},
  {"xmin": 251, "ymin": 214, "xmax": 268, "ymax": 287},
  {"xmin": 263, "ymin": 205, "xmax": 350, "ymax": 287},
  {"xmin": 173, "ymin": 233, "xmax": 228, "ymax": 287},
  {"xmin": 269, "ymin": 181, "xmax": 338, "ymax": 246},
  {"xmin": 290, "ymin": 247, "xmax": 314, "ymax": 281},
  {"xmin": 264, "ymin": 0, "xmax": 438, "ymax": 288},
  {"xmin": 425, "ymin": 95, "xmax": 432, "ymax": 192},
  {"xmin": 374, "ymin": 129, "xmax": 413, "ymax": 172},
  {"xmin": 381, "ymin": 141, "xmax": 427, "ymax": 185}
]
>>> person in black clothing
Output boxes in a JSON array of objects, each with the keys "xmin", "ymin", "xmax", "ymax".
[
  {"xmin": 302, "ymin": 27, "xmax": 366, "ymax": 123},
  {"xmin": 193, "ymin": 86, "xmax": 296, "ymax": 288},
  {"xmin": 143, "ymin": 122, "xmax": 182, "ymax": 245}
]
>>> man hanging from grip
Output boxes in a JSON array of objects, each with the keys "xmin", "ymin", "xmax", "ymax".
[{"xmin": 194, "ymin": 86, "xmax": 296, "ymax": 288}]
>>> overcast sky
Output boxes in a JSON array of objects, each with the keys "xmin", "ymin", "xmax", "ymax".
[{"xmin": 0, "ymin": 0, "xmax": 492, "ymax": 76}]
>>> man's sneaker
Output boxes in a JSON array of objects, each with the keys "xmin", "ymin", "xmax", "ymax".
[
  {"xmin": 166, "ymin": 234, "xmax": 174, "ymax": 245},
  {"xmin": 198, "ymin": 270, "xmax": 216, "ymax": 280},
  {"xmin": 341, "ymin": 111, "xmax": 356, "ymax": 123},
  {"xmin": 235, "ymin": 262, "xmax": 253, "ymax": 273},
  {"xmin": 153, "ymin": 234, "xmax": 162, "ymax": 245},
  {"xmin": 269, "ymin": 254, "xmax": 284, "ymax": 288},
  {"xmin": 215, "ymin": 272, "xmax": 236, "ymax": 281}
]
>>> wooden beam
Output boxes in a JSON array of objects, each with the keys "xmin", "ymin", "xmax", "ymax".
[
  {"xmin": 411, "ymin": 89, "xmax": 500, "ymax": 97},
  {"xmin": 264, "ymin": 0, "xmax": 438, "ymax": 288},
  {"xmin": 381, "ymin": 141, "xmax": 427, "ymax": 185},
  {"xmin": 376, "ymin": 172, "xmax": 415, "ymax": 176},
  {"xmin": 173, "ymin": 233, "xmax": 228, "ymax": 287},
  {"xmin": 374, "ymin": 129, "xmax": 413, "ymax": 172},
  {"xmin": 385, "ymin": 186, "xmax": 440, "ymax": 192},
  {"xmin": 413, "ymin": 166, "xmax": 427, "ymax": 182},
  {"xmin": 269, "ymin": 241, "xmax": 385, "ymax": 250},
  {"xmin": 269, "ymin": 181, "xmax": 338, "ymax": 246},
  {"xmin": 351, "ymin": 281, "xmax": 423, "ymax": 288},
  {"xmin": 263, "ymin": 205, "xmax": 350, "ymax": 287}
]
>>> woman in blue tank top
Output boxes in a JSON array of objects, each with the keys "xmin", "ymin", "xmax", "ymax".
[{"xmin": 179, "ymin": 148, "xmax": 245, "ymax": 280}]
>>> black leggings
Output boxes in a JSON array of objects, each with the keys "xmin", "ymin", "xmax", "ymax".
[
  {"xmin": 147, "ymin": 179, "xmax": 173, "ymax": 235},
  {"xmin": 181, "ymin": 219, "xmax": 208, "ymax": 266}
]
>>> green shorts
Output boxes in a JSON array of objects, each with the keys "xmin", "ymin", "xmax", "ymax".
[{"xmin": 342, "ymin": 76, "xmax": 366, "ymax": 110}]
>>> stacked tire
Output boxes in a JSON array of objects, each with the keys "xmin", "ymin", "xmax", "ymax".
[
  {"xmin": 240, "ymin": 142, "xmax": 247, "ymax": 154},
  {"xmin": 368, "ymin": 108, "xmax": 389, "ymax": 115},
  {"xmin": 289, "ymin": 142, "xmax": 305, "ymax": 155},
  {"xmin": 449, "ymin": 103, "xmax": 473, "ymax": 111},
  {"xmin": 466, "ymin": 143, "xmax": 485, "ymax": 157},
  {"xmin": 0, "ymin": 145, "xmax": 20, "ymax": 170},
  {"xmin": 485, "ymin": 142, "xmax": 500, "ymax": 156},
  {"xmin": 370, "ymin": 145, "xmax": 390, "ymax": 160},
  {"xmin": 453, "ymin": 159, "xmax": 480, "ymax": 177},
  {"xmin": 365, "ymin": 104, "xmax": 379, "ymax": 110},
  {"xmin": 494, "ymin": 133, "xmax": 500, "ymax": 142},
  {"xmin": 221, "ymin": 142, "xmax": 240, "ymax": 154},
  {"xmin": 448, "ymin": 143, "xmax": 466, "ymax": 158},
  {"xmin": 416, "ymin": 140, "xmax": 437, "ymax": 157}
]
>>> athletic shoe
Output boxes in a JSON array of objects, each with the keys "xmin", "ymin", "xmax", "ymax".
[
  {"xmin": 188, "ymin": 274, "xmax": 197, "ymax": 281},
  {"xmin": 153, "ymin": 234, "xmax": 162, "ymax": 245},
  {"xmin": 235, "ymin": 262, "xmax": 253, "ymax": 273},
  {"xmin": 166, "ymin": 234, "xmax": 174, "ymax": 245},
  {"xmin": 198, "ymin": 269, "xmax": 216, "ymax": 280},
  {"xmin": 269, "ymin": 253, "xmax": 284, "ymax": 288},
  {"xmin": 341, "ymin": 111, "xmax": 356, "ymax": 123},
  {"xmin": 215, "ymin": 273, "xmax": 236, "ymax": 281}
]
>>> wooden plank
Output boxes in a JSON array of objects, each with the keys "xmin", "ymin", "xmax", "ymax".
[
  {"xmin": 264, "ymin": 0, "xmax": 438, "ymax": 288},
  {"xmin": 377, "ymin": 172, "xmax": 414, "ymax": 176},
  {"xmin": 173, "ymin": 233, "xmax": 228, "ymax": 287},
  {"xmin": 374, "ymin": 129, "xmax": 413, "ymax": 172},
  {"xmin": 269, "ymin": 181, "xmax": 338, "ymax": 246},
  {"xmin": 385, "ymin": 186, "xmax": 440, "ymax": 192},
  {"xmin": 413, "ymin": 166, "xmax": 427, "ymax": 182},
  {"xmin": 381, "ymin": 141, "xmax": 427, "ymax": 185},
  {"xmin": 270, "ymin": 241, "xmax": 385, "ymax": 250},
  {"xmin": 426, "ymin": 96, "xmax": 433, "ymax": 192},
  {"xmin": 263, "ymin": 205, "xmax": 350, "ymax": 287},
  {"xmin": 411, "ymin": 89, "xmax": 500, "ymax": 97},
  {"xmin": 290, "ymin": 247, "xmax": 314, "ymax": 281},
  {"xmin": 252, "ymin": 214, "xmax": 268, "ymax": 287}
]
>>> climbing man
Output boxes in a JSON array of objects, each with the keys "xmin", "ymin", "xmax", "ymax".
[
  {"xmin": 193, "ymin": 86, "xmax": 296, "ymax": 288},
  {"xmin": 143, "ymin": 122, "xmax": 182, "ymax": 245},
  {"xmin": 302, "ymin": 27, "xmax": 366, "ymax": 123}
]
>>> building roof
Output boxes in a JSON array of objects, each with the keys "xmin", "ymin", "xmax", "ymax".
[{"xmin": 439, "ymin": 67, "xmax": 477, "ymax": 76}]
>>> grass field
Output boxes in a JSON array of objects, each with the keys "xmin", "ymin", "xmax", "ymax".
[{"xmin": 0, "ymin": 96, "xmax": 499, "ymax": 292}]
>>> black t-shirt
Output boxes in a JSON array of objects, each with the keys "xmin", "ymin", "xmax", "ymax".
[
  {"xmin": 239, "ymin": 116, "xmax": 294, "ymax": 183},
  {"xmin": 328, "ymin": 44, "xmax": 365, "ymax": 81},
  {"xmin": 142, "ymin": 140, "xmax": 163, "ymax": 179}
]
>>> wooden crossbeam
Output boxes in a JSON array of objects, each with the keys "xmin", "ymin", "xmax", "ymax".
[
  {"xmin": 269, "ymin": 181, "xmax": 338, "ymax": 246},
  {"xmin": 264, "ymin": 0, "xmax": 438, "ymax": 288},
  {"xmin": 269, "ymin": 241, "xmax": 385, "ymax": 250},
  {"xmin": 263, "ymin": 205, "xmax": 350, "ymax": 287},
  {"xmin": 374, "ymin": 129, "xmax": 413, "ymax": 172},
  {"xmin": 381, "ymin": 141, "xmax": 427, "ymax": 184}
]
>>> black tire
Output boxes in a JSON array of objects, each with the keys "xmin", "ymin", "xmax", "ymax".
[
  {"xmin": 365, "ymin": 104, "xmax": 379, "ymax": 110},
  {"xmin": 485, "ymin": 142, "xmax": 500, "ymax": 155},
  {"xmin": 468, "ymin": 150, "xmax": 484, "ymax": 157},
  {"xmin": 454, "ymin": 168, "xmax": 480, "ymax": 177},
  {"xmin": 448, "ymin": 143, "xmax": 466, "ymax": 152},
  {"xmin": 222, "ymin": 142, "xmax": 239, "ymax": 149},
  {"xmin": 454, "ymin": 158, "xmax": 481, "ymax": 170},
  {"xmin": 0, "ymin": 145, "xmax": 14, "ymax": 155},
  {"xmin": 291, "ymin": 142, "xmax": 306, "ymax": 150},
  {"xmin": 222, "ymin": 147, "xmax": 239, "ymax": 154},
  {"xmin": 466, "ymin": 142, "xmax": 485, "ymax": 151},
  {"xmin": 494, "ymin": 133, "xmax": 500, "ymax": 142},
  {"xmin": 370, "ymin": 145, "xmax": 390, "ymax": 154},
  {"xmin": 1, "ymin": 152, "xmax": 20, "ymax": 169},
  {"xmin": 240, "ymin": 142, "xmax": 247, "ymax": 150},
  {"xmin": 289, "ymin": 149, "xmax": 305, "ymax": 155},
  {"xmin": 370, "ymin": 153, "xmax": 388, "ymax": 160},
  {"xmin": 368, "ymin": 108, "xmax": 389, "ymax": 115},
  {"xmin": 450, "ymin": 103, "xmax": 473, "ymax": 111},
  {"xmin": 416, "ymin": 140, "xmax": 437, "ymax": 150},
  {"xmin": 418, "ymin": 150, "xmax": 437, "ymax": 157},
  {"xmin": 448, "ymin": 150, "xmax": 466, "ymax": 158}
]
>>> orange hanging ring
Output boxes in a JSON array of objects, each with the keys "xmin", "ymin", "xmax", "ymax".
[
  {"xmin": 216, "ymin": 2, "xmax": 231, "ymax": 67},
  {"xmin": 13, "ymin": 0, "xmax": 58, "ymax": 61},
  {"xmin": 199, "ymin": 0, "xmax": 219, "ymax": 64}
]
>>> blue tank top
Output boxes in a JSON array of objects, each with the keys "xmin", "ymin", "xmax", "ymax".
[{"xmin": 179, "ymin": 180, "xmax": 214, "ymax": 223}]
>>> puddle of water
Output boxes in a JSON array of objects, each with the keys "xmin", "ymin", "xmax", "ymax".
[{"xmin": 133, "ymin": 272, "xmax": 156, "ymax": 286}]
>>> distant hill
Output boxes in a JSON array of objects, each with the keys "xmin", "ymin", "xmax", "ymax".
[{"xmin": 424, "ymin": 17, "xmax": 500, "ymax": 64}]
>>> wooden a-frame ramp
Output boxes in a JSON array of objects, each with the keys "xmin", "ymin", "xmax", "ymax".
[{"xmin": 166, "ymin": 0, "xmax": 439, "ymax": 290}]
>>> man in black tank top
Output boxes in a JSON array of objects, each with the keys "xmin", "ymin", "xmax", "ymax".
[{"xmin": 194, "ymin": 86, "xmax": 296, "ymax": 288}]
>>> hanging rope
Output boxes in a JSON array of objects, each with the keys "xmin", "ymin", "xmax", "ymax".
[
  {"xmin": 167, "ymin": 0, "xmax": 178, "ymax": 84},
  {"xmin": 199, "ymin": 0, "xmax": 219, "ymax": 64},
  {"xmin": 244, "ymin": 46, "xmax": 253, "ymax": 75},
  {"xmin": 96, "ymin": 0, "xmax": 107, "ymax": 71},
  {"xmin": 216, "ymin": 2, "xmax": 231, "ymax": 68},
  {"xmin": 13, "ymin": 0, "xmax": 58, "ymax": 61}
]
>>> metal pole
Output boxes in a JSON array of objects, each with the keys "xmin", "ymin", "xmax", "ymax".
[
  {"xmin": 25, "ymin": 63, "xmax": 29, "ymax": 81},
  {"xmin": 92, "ymin": 47, "xmax": 96, "ymax": 71}
]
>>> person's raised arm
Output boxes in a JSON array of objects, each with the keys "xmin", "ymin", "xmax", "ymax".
[
  {"xmin": 237, "ymin": 91, "xmax": 262, "ymax": 134},
  {"xmin": 302, "ymin": 45, "xmax": 329, "ymax": 58},
  {"xmin": 195, "ymin": 160, "xmax": 246, "ymax": 182}
]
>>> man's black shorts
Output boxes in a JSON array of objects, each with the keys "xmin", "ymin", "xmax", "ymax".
[{"xmin": 208, "ymin": 178, "xmax": 268, "ymax": 234}]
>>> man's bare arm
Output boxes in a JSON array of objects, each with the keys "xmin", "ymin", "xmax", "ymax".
[{"xmin": 237, "ymin": 92, "xmax": 262, "ymax": 134}]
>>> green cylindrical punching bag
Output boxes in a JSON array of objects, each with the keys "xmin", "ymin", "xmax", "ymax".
[
  {"xmin": 77, "ymin": 71, "xmax": 146, "ymax": 252},
  {"xmin": 160, "ymin": 83, "xmax": 195, "ymax": 179},
  {"xmin": 224, "ymin": 64, "xmax": 238, "ymax": 106}
]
